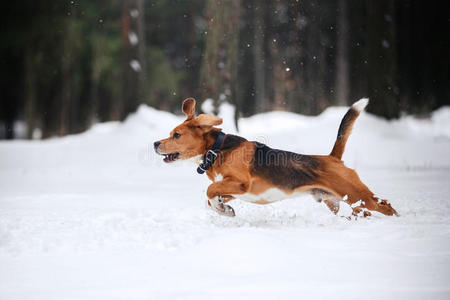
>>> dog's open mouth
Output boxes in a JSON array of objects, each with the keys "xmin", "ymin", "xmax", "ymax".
[{"xmin": 162, "ymin": 152, "xmax": 180, "ymax": 163}]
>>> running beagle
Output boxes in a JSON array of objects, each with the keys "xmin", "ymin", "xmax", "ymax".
[{"xmin": 154, "ymin": 98, "xmax": 398, "ymax": 217}]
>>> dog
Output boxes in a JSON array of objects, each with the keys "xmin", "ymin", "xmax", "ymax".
[{"xmin": 154, "ymin": 98, "xmax": 398, "ymax": 218}]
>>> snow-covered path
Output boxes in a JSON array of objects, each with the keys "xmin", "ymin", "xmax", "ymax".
[{"xmin": 1, "ymin": 105, "xmax": 450, "ymax": 299}]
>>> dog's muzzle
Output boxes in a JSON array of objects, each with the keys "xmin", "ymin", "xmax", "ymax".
[
  {"xmin": 153, "ymin": 141, "xmax": 161, "ymax": 153},
  {"xmin": 153, "ymin": 141, "xmax": 180, "ymax": 163}
]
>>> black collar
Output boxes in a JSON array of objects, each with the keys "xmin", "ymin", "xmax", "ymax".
[{"xmin": 197, "ymin": 131, "xmax": 225, "ymax": 174}]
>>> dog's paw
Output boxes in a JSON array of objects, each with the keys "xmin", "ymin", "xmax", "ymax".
[
  {"xmin": 207, "ymin": 197, "xmax": 236, "ymax": 217},
  {"xmin": 222, "ymin": 204, "xmax": 235, "ymax": 217},
  {"xmin": 351, "ymin": 206, "xmax": 372, "ymax": 218}
]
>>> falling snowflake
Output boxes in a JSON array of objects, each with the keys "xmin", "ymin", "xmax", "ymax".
[
  {"xmin": 130, "ymin": 9, "xmax": 139, "ymax": 18},
  {"xmin": 129, "ymin": 32, "xmax": 138, "ymax": 46},
  {"xmin": 129, "ymin": 60, "xmax": 141, "ymax": 72}
]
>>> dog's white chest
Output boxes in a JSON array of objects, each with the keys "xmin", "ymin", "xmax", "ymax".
[
  {"xmin": 213, "ymin": 173, "xmax": 224, "ymax": 182},
  {"xmin": 234, "ymin": 188, "xmax": 291, "ymax": 204}
]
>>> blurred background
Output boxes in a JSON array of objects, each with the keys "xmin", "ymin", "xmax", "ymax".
[{"xmin": 1, "ymin": 0, "xmax": 448, "ymax": 139}]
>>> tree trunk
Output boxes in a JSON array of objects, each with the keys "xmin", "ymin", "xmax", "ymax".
[
  {"xmin": 366, "ymin": 0, "xmax": 399, "ymax": 119},
  {"xmin": 121, "ymin": 0, "xmax": 146, "ymax": 119},
  {"xmin": 24, "ymin": 49, "xmax": 37, "ymax": 139},
  {"xmin": 200, "ymin": 0, "xmax": 241, "ymax": 116},
  {"xmin": 136, "ymin": 0, "xmax": 146, "ymax": 104},
  {"xmin": 253, "ymin": 2, "xmax": 265, "ymax": 113},
  {"xmin": 335, "ymin": 0, "xmax": 349, "ymax": 106},
  {"xmin": 59, "ymin": 20, "xmax": 74, "ymax": 136}
]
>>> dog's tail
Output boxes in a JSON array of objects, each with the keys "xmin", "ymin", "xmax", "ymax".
[{"xmin": 329, "ymin": 98, "xmax": 368, "ymax": 160}]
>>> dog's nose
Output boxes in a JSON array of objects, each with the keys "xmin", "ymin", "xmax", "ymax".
[{"xmin": 153, "ymin": 141, "xmax": 161, "ymax": 150}]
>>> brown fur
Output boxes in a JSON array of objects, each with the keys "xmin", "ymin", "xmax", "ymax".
[
  {"xmin": 154, "ymin": 98, "xmax": 398, "ymax": 218},
  {"xmin": 330, "ymin": 107, "xmax": 360, "ymax": 159}
]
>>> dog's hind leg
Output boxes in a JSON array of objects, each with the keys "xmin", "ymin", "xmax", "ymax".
[
  {"xmin": 323, "ymin": 185, "xmax": 398, "ymax": 217},
  {"xmin": 314, "ymin": 157, "xmax": 398, "ymax": 217},
  {"xmin": 349, "ymin": 195, "xmax": 398, "ymax": 217},
  {"xmin": 311, "ymin": 188, "xmax": 340, "ymax": 214}
]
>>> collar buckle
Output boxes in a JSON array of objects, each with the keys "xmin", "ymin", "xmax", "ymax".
[{"xmin": 204, "ymin": 149, "xmax": 218, "ymax": 163}]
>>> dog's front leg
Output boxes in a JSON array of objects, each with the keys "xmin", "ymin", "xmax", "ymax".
[{"xmin": 206, "ymin": 177, "xmax": 250, "ymax": 217}]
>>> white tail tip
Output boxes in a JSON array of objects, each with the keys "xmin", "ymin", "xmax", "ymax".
[{"xmin": 352, "ymin": 98, "xmax": 369, "ymax": 112}]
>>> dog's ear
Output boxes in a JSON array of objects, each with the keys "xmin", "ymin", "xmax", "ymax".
[
  {"xmin": 182, "ymin": 98, "xmax": 196, "ymax": 120},
  {"xmin": 194, "ymin": 114, "xmax": 223, "ymax": 128}
]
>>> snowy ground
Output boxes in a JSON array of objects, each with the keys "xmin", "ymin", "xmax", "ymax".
[{"xmin": 1, "ymin": 103, "xmax": 450, "ymax": 299}]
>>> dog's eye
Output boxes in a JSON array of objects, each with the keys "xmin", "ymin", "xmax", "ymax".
[{"xmin": 173, "ymin": 132, "xmax": 181, "ymax": 139}]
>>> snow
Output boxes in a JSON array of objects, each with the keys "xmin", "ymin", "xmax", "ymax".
[
  {"xmin": 130, "ymin": 9, "xmax": 139, "ymax": 19},
  {"xmin": 129, "ymin": 60, "xmax": 141, "ymax": 72},
  {"xmin": 201, "ymin": 98, "xmax": 215, "ymax": 114},
  {"xmin": 128, "ymin": 32, "xmax": 138, "ymax": 46},
  {"xmin": 1, "ymin": 103, "xmax": 450, "ymax": 299}
]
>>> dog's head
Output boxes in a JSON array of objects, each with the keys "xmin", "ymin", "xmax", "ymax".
[{"xmin": 153, "ymin": 98, "xmax": 223, "ymax": 163}]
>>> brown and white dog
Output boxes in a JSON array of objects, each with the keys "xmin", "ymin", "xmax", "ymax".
[{"xmin": 154, "ymin": 98, "xmax": 398, "ymax": 218}]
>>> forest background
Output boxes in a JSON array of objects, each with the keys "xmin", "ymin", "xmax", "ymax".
[{"xmin": 1, "ymin": 0, "xmax": 448, "ymax": 139}]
